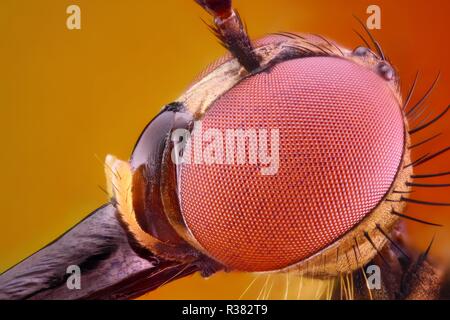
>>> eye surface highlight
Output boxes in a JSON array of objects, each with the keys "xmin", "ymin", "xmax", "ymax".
[{"xmin": 178, "ymin": 56, "xmax": 405, "ymax": 272}]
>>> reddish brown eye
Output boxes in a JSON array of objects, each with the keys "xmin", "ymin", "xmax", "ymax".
[{"xmin": 178, "ymin": 56, "xmax": 405, "ymax": 272}]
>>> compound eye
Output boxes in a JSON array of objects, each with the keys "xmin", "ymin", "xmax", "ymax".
[{"xmin": 178, "ymin": 56, "xmax": 404, "ymax": 272}]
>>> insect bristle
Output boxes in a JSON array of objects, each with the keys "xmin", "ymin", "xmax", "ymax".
[
  {"xmin": 408, "ymin": 133, "xmax": 442, "ymax": 150},
  {"xmin": 391, "ymin": 210, "xmax": 443, "ymax": 227},
  {"xmin": 375, "ymin": 223, "xmax": 411, "ymax": 261},
  {"xmin": 403, "ymin": 71, "xmax": 420, "ymax": 110},
  {"xmin": 409, "ymin": 105, "xmax": 450, "ymax": 134},
  {"xmin": 400, "ymin": 196, "xmax": 450, "ymax": 207},
  {"xmin": 411, "ymin": 171, "xmax": 450, "ymax": 179},
  {"xmin": 405, "ymin": 72, "xmax": 441, "ymax": 116},
  {"xmin": 410, "ymin": 145, "xmax": 450, "ymax": 168},
  {"xmin": 353, "ymin": 15, "xmax": 385, "ymax": 60},
  {"xmin": 364, "ymin": 232, "xmax": 389, "ymax": 267}
]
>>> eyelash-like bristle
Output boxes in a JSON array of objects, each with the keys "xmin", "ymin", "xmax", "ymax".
[
  {"xmin": 352, "ymin": 29, "xmax": 372, "ymax": 50},
  {"xmin": 404, "ymin": 153, "xmax": 431, "ymax": 168},
  {"xmin": 408, "ymin": 103, "xmax": 431, "ymax": 123},
  {"xmin": 283, "ymin": 45, "xmax": 319, "ymax": 58},
  {"xmin": 271, "ymin": 31, "xmax": 303, "ymax": 40},
  {"xmin": 411, "ymin": 236, "xmax": 436, "ymax": 269},
  {"xmin": 311, "ymin": 33, "xmax": 345, "ymax": 57},
  {"xmin": 335, "ymin": 247, "xmax": 341, "ymax": 277},
  {"xmin": 408, "ymin": 133, "xmax": 442, "ymax": 150},
  {"xmin": 353, "ymin": 15, "xmax": 385, "ymax": 60},
  {"xmin": 406, "ymin": 182, "xmax": 450, "ymax": 188},
  {"xmin": 409, "ymin": 105, "xmax": 450, "ymax": 134},
  {"xmin": 375, "ymin": 224, "xmax": 411, "ymax": 261},
  {"xmin": 403, "ymin": 71, "xmax": 420, "ymax": 110},
  {"xmin": 400, "ymin": 196, "xmax": 450, "ymax": 207},
  {"xmin": 411, "ymin": 170, "xmax": 450, "ymax": 179},
  {"xmin": 405, "ymin": 72, "xmax": 441, "ymax": 116},
  {"xmin": 352, "ymin": 245, "xmax": 360, "ymax": 266},
  {"xmin": 364, "ymin": 232, "xmax": 389, "ymax": 267},
  {"xmin": 344, "ymin": 251, "xmax": 352, "ymax": 270},
  {"xmin": 413, "ymin": 108, "xmax": 435, "ymax": 127},
  {"xmin": 410, "ymin": 145, "xmax": 450, "ymax": 168},
  {"xmin": 303, "ymin": 40, "xmax": 334, "ymax": 55},
  {"xmin": 393, "ymin": 190, "xmax": 414, "ymax": 194},
  {"xmin": 391, "ymin": 210, "xmax": 443, "ymax": 227}
]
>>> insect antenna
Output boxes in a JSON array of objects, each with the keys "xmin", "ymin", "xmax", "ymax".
[
  {"xmin": 391, "ymin": 209, "xmax": 443, "ymax": 227},
  {"xmin": 195, "ymin": 0, "xmax": 260, "ymax": 72}
]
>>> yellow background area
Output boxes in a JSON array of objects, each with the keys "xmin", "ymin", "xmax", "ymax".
[{"xmin": 0, "ymin": 0, "xmax": 449, "ymax": 299}]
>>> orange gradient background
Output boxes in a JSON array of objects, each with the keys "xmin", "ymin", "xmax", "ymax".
[{"xmin": 0, "ymin": 0, "xmax": 449, "ymax": 299}]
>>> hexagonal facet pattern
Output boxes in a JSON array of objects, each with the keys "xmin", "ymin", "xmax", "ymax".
[{"xmin": 179, "ymin": 57, "xmax": 404, "ymax": 271}]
